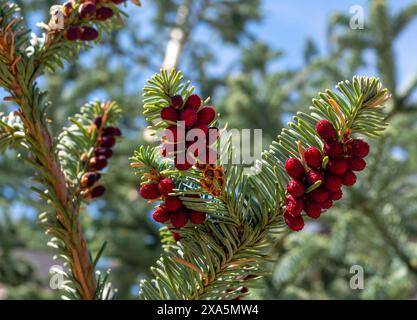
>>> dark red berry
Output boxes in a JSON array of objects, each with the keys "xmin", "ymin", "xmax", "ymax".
[
  {"xmin": 304, "ymin": 147, "xmax": 322, "ymax": 169},
  {"xmin": 111, "ymin": 0, "xmax": 126, "ymax": 4},
  {"xmin": 172, "ymin": 232, "xmax": 183, "ymax": 241},
  {"xmin": 287, "ymin": 180, "xmax": 305, "ymax": 198},
  {"xmin": 158, "ymin": 178, "xmax": 175, "ymax": 196},
  {"xmin": 180, "ymin": 109, "xmax": 198, "ymax": 128},
  {"xmin": 79, "ymin": 1, "xmax": 96, "ymax": 19},
  {"xmin": 95, "ymin": 7, "xmax": 114, "ymax": 21},
  {"xmin": 192, "ymin": 122, "xmax": 209, "ymax": 136},
  {"xmin": 323, "ymin": 141, "xmax": 342, "ymax": 158},
  {"xmin": 161, "ymin": 106, "xmax": 178, "ymax": 122},
  {"xmin": 80, "ymin": 26, "xmax": 99, "ymax": 41},
  {"xmin": 90, "ymin": 185, "xmax": 106, "ymax": 198},
  {"xmin": 349, "ymin": 157, "xmax": 366, "ymax": 171},
  {"xmin": 285, "ymin": 158, "xmax": 305, "ymax": 180},
  {"xmin": 330, "ymin": 189, "xmax": 343, "ymax": 201},
  {"xmin": 241, "ymin": 287, "xmax": 249, "ymax": 294},
  {"xmin": 319, "ymin": 199, "xmax": 333, "ymax": 209},
  {"xmin": 324, "ymin": 175, "xmax": 342, "ymax": 192},
  {"xmin": 184, "ymin": 94, "xmax": 202, "ymax": 109},
  {"xmin": 197, "ymin": 106, "xmax": 216, "ymax": 124},
  {"xmin": 306, "ymin": 169, "xmax": 324, "ymax": 185},
  {"xmin": 309, "ymin": 187, "xmax": 329, "ymax": 203},
  {"xmin": 171, "ymin": 95, "xmax": 184, "ymax": 109},
  {"xmin": 315, "ymin": 120, "xmax": 337, "ymax": 142},
  {"xmin": 170, "ymin": 210, "xmax": 189, "ymax": 228},
  {"xmin": 90, "ymin": 155, "xmax": 107, "ymax": 170},
  {"xmin": 64, "ymin": 25, "xmax": 81, "ymax": 41},
  {"xmin": 139, "ymin": 183, "xmax": 160, "ymax": 200},
  {"xmin": 93, "ymin": 116, "xmax": 103, "ymax": 128},
  {"xmin": 174, "ymin": 158, "xmax": 193, "ymax": 171},
  {"xmin": 165, "ymin": 196, "xmax": 182, "ymax": 212},
  {"xmin": 102, "ymin": 126, "xmax": 121, "ymax": 137},
  {"xmin": 190, "ymin": 211, "xmax": 206, "ymax": 224},
  {"xmin": 351, "ymin": 139, "xmax": 370, "ymax": 158},
  {"xmin": 95, "ymin": 147, "xmax": 113, "ymax": 159},
  {"xmin": 99, "ymin": 136, "xmax": 116, "ymax": 148},
  {"xmin": 327, "ymin": 159, "xmax": 348, "ymax": 175},
  {"xmin": 342, "ymin": 170, "xmax": 357, "ymax": 186},
  {"xmin": 303, "ymin": 201, "xmax": 321, "ymax": 219},
  {"xmin": 152, "ymin": 206, "xmax": 171, "ymax": 223},
  {"xmin": 286, "ymin": 197, "xmax": 303, "ymax": 216},
  {"xmin": 81, "ymin": 172, "xmax": 101, "ymax": 188},
  {"xmin": 284, "ymin": 211, "xmax": 304, "ymax": 231}
]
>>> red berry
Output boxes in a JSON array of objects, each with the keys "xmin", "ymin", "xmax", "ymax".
[
  {"xmin": 284, "ymin": 211, "xmax": 304, "ymax": 231},
  {"xmin": 350, "ymin": 139, "xmax": 369, "ymax": 158},
  {"xmin": 93, "ymin": 116, "xmax": 102, "ymax": 128},
  {"xmin": 79, "ymin": 1, "xmax": 96, "ymax": 19},
  {"xmin": 158, "ymin": 178, "xmax": 175, "ymax": 196},
  {"xmin": 315, "ymin": 120, "xmax": 337, "ymax": 142},
  {"xmin": 111, "ymin": 0, "xmax": 126, "ymax": 4},
  {"xmin": 342, "ymin": 170, "xmax": 357, "ymax": 186},
  {"xmin": 286, "ymin": 196, "xmax": 303, "ymax": 216},
  {"xmin": 81, "ymin": 172, "xmax": 101, "ymax": 188},
  {"xmin": 323, "ymin": 142, "xmax": 342, "ymax": 158},
  {"xmin": 90, "ymin": 155, "xmax": 107, "ymax": 170},
  {"xmin": 152, "ymin": 206, "xmax": 170, "ymax": 223},
  {"xmin": 306, "ymin": 169, "xmax": 324, "ymax": 185},
  {"xmin": 99, "ymin": 136, "xmax": 116, "ymax": 148},
  {"xmin": 330, "ymin": 189, "xmax": 343, "ymax": 201},
  {"xmin": 161, "ymin": 106, "xmax": 178, "ymax": 122},
  {"xmin": 95, "ymin": 7, "xmax": 114, "ymax": 21},
  {"xmin": 190, "ymin": 211, "xmax": 206, "ymax": 224},
  {"xmin": 65, "ymin": 26, "xmax": 81, "ymax": 41},
  {"xmin": 192, "ymin": 122, "xmax": 209, "ymax": 136},
  {"xmin": 180, "ymin": 109, "xmax": 198, "ymax": 128},
  {"xmin": 197, "ymin": 106, "xmax": 216, "ymax": 124},
  {"xmin": 241, "ymin": 287, "xmax": 249, "ymax": 294},
  {"xmin": 319, "ymin": 199, "xmax": 333, "ymax": 209},
  {"xmin": 172, "ymin": 232, "xmax": 183, "ymax": 241},
  {"xmin": 139, "ymin": 183, "xmax": 160, "ymax": 200},
  {"xmin": 95, "ymin": 147, "xmax": 113, "ymax": 159},
  {"xmin": 349, "ymin": 157, "xmax": 366, "ymax": 171},
  {"xmin": 90, "ymin": 185, "xmax": 106, "ymax": 198},
  {"xmin": 303, "ymin": 201, "xmax": 321, "ymax": 219},
  {"xmin": 304, "ymin": 147, "xmax": 322, "ymax": 169},
  {"xmin": 287, "ymin": 180, "xmax": 305, "ymax": 198},
  {"xmin": 170, "ymin": 210, "xmax": 189, "ymax": 228},
  {"xmin": 309, "ymin": 187, "xmax": 329, "ymax": 203},
  {"xmin": 102, "ymin": 126, "xmax": 120, "ymax": 137},
  {"xmin": 327, "ymin": 159, "xmax": 348, "ymax": 175},
  {"xmin": 171, "ymin": 95, "xmax": 184, "ymax": 109},
  {"xmin": 285, "ymin": 158, "xmax": 305, "ymax": 180},
  {"xmin": 184, "ymin": 94, "xmax": 202, "ymax": 109},
  {"xmin": 324, "ymin": 175, "xmax": 342, "ymax": 192},
  {"xmin": 80, "ymin": 26, "xmax": 99, "ymax": 41},
  {"xmin": 165, "ymin": 196, "xmax": 182, "ymax": 212},
  {"xmin": 174, "ymin": 158, "xmax": 193, "ymax": 171}
]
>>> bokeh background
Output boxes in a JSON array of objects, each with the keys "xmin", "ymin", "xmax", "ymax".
[{"xmin": 1, "ymin": 0, "xmax": 417, "ymax": 299}]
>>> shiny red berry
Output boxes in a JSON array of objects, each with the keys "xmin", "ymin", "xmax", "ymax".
[
  {"xmin": 90, "ymin": 185, "xmax": 106, "ymax": 198},
  {"xmin": 158, "ymin": 178, "xmax": 175, "ymax": 196},
  {"xmin": 324, "ymin": 175, "xmax": 342, "ymax": 192},
  {"xmin": 161, "ymin": 106, "xmax": 178, "ymax": 122},
  {"xmin": 342, "ymin": 170, "xmax": 357, "ymax": 186},
  {"xmin": 180, "ymin": 109, "xmax": 198, "ymax": 128},
  {"xmin": 152, "ymin": 206, "xmax": 170, "ymax": 223},
  {"xmin": 99, "ymin": 136, "xmax": 116, "ymax": 148},
  {"xmin": 284, "ymin": 211, "xmax": 304, "ymax": 231},
  {"xmin": 80, "ymin": 26, "xmax": 99, "ymax": 41},
  {"xmin": 81, "ymin": 172, "xmax": 101, "ymax": 188},
  {"xmin": 304, "ymin": 147, "xmax": 322, "ymax": 169},
  {"xmin": 79, "ymin": 1, "xmax": 96, "ymax": 19},
  {"xmin": 327, "ymin": 159, "xmax": 348, "ymax": 175},
  {"xmin": 139, "ymin": 183, "xmax": 160, "ymax": 200},
  {"xmin": 303, "ymin": 201, "xmax": 321, "ymax": 219},
  {"xmin": 349, "ymin": 157, "xmax": 366, "ymax": 171},
  {"xmin": 285, "ymin": 158, "xmax": 305, "ymax": 180},
  {"xmin": 287, "ymin": 180, "xmax": 305, "ymax": 198},
  {"xmin": 309, "ymin": 187, "xmax": 329, "ymax": 203},
  {"xmin": 184, "ymin": 94, "xmax": 202, "ymax": 109},
  {"xmin": 165, "ymin": 196, "xmax": 182, "ymax": 212},
  {"xmin": 315, "ymin": 120, "xmax": 337, "ymax": 142},
  {"xmin": 95, "ymin": 147, "xmax": 113, "ymax": 159},
  {"xmin": 170, "ymin": 210, "xmax": 189, "ymax": 228},
  {"xmin": 323, "ymin": 141, "xmax": 342, "ymax": 158},
  {"xmin": 286, "ymin": 199, "xmax": 303, "ymax": 217},
  {"xmin": 95, "ymin": 7, "xmax": 114, "ymax": 21},
  {"xmin": 65, "ymin": 26, "xmax": 81, "ymax": 41},
  {"xmin": 190, "ymin": 211, "xmax": 206, "ymax": 224},
  {"xmin": 90, "ymin": 155, "xmax": 107, "ymax": 170},
  {"xmin": 197, "ymin": 106, "xmax": 216, "ymax": 124},
  {"xmin": 307, "ymin": 169, "xmax": 324, "ymax": 185},
  {"xmin": 351, "ymin": 139, "xmax": 369, "ymax": 158}
]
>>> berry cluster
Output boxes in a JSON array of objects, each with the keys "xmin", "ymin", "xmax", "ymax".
[
  {"xmin": 139, "ymin": 178, "xmax": 207, "ymax": 230},
  {"xmin": 284, "ymin": 119, "xmax": 370, "ymax": 231},
  {"xmin": 81, "ymin": 116, "xmax": 122, "ymax": 199},
  {"xmin": 63, "ymin": 0, "xmax": 125, "ymax": 42},
  {"xmin": 160, "ymin": 94, "xmax": 219, "ymax": 171}
]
